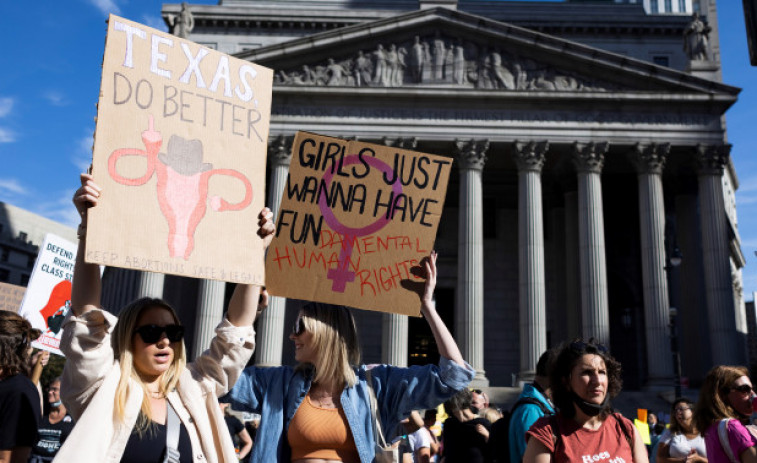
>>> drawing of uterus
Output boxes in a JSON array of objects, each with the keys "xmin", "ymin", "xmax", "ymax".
[{"xmin": 108, "ymin": 116, "xmax": 253, "ymax": 260}]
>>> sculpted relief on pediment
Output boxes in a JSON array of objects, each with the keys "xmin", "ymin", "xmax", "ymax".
[{"xmin": 274, "ymin": 32, "xmax": 618, "ymax": 92}]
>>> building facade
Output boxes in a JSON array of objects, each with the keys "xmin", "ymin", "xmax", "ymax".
[
  {"xmin": 0, "ymin": 202, "xmax": 77, "ymax": 287},
  {"xmin": 128, "ymin": 0, "xmax": 745, "ymax": 389}
]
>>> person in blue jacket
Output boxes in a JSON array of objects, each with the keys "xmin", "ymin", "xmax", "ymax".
[
  {"xmin": 227, "ymin": 251, "xmax": 475, "ymax": 463},
  {"xmin": 508, "ymin": 349, "xmax": 557, "ymax": 463}
]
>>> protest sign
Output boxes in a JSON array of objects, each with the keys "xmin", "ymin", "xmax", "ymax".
[
  {"xmin": 265, "ymin": 132, "xmax": 452, "ymax": 316},
  {"xmin": 0, "ymin": 282, "xmax": 25, "ymax": 312},
  {"xmin": 85, "ymin": 14, "xmax": 273, "ymax": 285},
  {"xmin": 18, "ymin": 234, "xmax": 77, "ymax": 355}
]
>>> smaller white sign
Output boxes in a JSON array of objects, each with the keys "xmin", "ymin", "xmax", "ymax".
[{"xmin": 18, "ymin": 233, "xmax": 77, "ymax": 355}]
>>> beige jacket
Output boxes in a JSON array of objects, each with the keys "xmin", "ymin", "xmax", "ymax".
[{"xmin": 54, "ymin": 308, "xmax": 255, "ymax": 463}]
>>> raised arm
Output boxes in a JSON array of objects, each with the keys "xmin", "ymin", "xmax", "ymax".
[
  {"xmin": 420, "ymin": 251, "xmax": 465, "ymax": 367},
  {"xmin": 71, "ymin": 173, "xmax": 102, "ymax": 317},
  {"xmin": 225, "ymin": 207, "xmax": 274, "ymax": 327}
]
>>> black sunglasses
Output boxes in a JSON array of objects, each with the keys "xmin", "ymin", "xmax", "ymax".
[
  {"xmin": 569, "ymin": 341, "xmax": 609, "ymax": 354},
  {"xmin": 292, "ymin": 316, "xmax": 305, "ymax": 336},
  {"xmin": 732, "ymin": 384, "xmax": 754, "ymax": 394},
  {"xmin": 134, "ymin": 324, "xmax": 184, "ymax": 344}
]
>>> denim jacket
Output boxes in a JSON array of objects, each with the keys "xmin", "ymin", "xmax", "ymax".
[{"xmin": 227, "ymin": 357, "xmax": 474, "ymax": 463}]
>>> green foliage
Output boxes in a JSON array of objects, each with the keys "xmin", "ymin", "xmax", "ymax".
[{"xmin": 35, "ymin": 349, "xmax": 66, "ymax": 390}]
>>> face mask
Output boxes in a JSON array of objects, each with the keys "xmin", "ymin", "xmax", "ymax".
[{"xmin": 570, "ymin": 391, "xmax": 607, "ymax": 416}]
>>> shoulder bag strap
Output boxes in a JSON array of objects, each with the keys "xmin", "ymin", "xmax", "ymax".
[
  {"xmin": 613, "ymin": 413, "xmax": 634, "ymax": 451},
  {"xmin": 718, "ymin": 419, "xmax": 739, "ymax": 463},
  {"xmin": 365, "ymin": 369, "xmax": 389, "ymax": 448},
  {"xmin": 163, "ymin": 400, "xmax": 181, "ymax": 463}
]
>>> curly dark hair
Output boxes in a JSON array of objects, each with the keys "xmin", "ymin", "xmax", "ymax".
[
  {"xmin": 550, "ymin": 338, "xmax": 623, "ymax": 419},
  {"xmin": 0, "ymin": 311, "xmax": 42, "ymax": 378}
]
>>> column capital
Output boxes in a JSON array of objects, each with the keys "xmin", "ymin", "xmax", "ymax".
[
  {"xmin": 512, "ymin": 140, "xmax": 549, "ymax": 173},
  {"xmin": 268, "ymin": 134, "xmax": 294, "ymax": 167},
  {"xmin": 382, "ymin": 136, "xmax": 418, "ymax": 149},
  {"xmin": 572, "ymin": 141, "xmax": 609, "ymax": 174},
  {"xmin": 632, "ymin": 143, "xmax": 670, "ymax": 175},
  {"xmin": 454, "ymin": 139, "xmax": 489, "ymax": 171},
  {"xmin": 696, "ymin": 144, "xmax": 731, "ymax": 175}
]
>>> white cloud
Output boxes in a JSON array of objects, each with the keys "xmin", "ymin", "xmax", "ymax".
[
  {"xmin": 736, "ymin": 195, "xmax": 757, "ymax": 206},
  {"xmin": 736, "ymin": 176, "xmax": 757, "ymax": 193},
  {"xmin": 0, "ymin": 98, "xmax": 12, "ymax": 118},
  {"xmin": 88, "ymin": 0, "xmax": 121, "ymax": 16},
  {"xmin": 44, "ymin": 91, "xmax": 68, "ymax": 107},
  {"xmin": 0, "ymin": 127, "xmax": 16, "ymax": 143},
  {"xmin": 142, "ymin": 14, "xmax": 168, "ymax": 32},
  {"xmin": 0, "ymin": 178, "xmax": 28, "ymax": 195},
  {"xmin": 34, "ymin": 192, "xmax": 81, "ymax": 228},
  {"xmin": 72, "ymin": 133, "xmax": 95, "ymax": 172}
]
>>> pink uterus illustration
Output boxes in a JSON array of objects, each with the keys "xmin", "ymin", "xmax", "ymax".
[{"xmin": 108, "ymin": 116, "xmax": 253, "ymax": 259}]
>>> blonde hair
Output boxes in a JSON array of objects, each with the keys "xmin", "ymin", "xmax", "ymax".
[
  {"xmin": 694, "ymin": 365, "xmax": 750, "ymax": 433},
  {"xmin": 481, "ymin": 407, "xmax": 502, "ymax": 423},
  {"xmin": 297, "ymin": 302, "xmax": 361, "ymax": 389},
  {"xmin": 112, "ymin": 298, "xmax": 187, "ymax": 435}
]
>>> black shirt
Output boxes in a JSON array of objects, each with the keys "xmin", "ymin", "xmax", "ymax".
[
  {"xmin": 121, "ymin": 416, "xmax": 193, "ymax": 463},
  {"xmin": 30, "ymin": 413, "xmax": 75, "ymax": 460},
  {"xmin": 442, "ymin": 416, "xmax": 492, "ymax": 463},
  {"xmin": 0, "ymin": 374, "xmax": 41, "ymax": 450}
]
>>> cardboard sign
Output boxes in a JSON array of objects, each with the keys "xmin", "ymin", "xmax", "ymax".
[
  {"xmin": 0, "ymin": 282, "xmax": 25, "ymax": 312},
  {"xmin": 18, "ymin": 234, "xmax": 77, "ymax": 355},
  {"xmin": 265, "ymin": 132, "xmax": 452, "ymax": 316},
  {"xmin": 85, "ymin": 15, "xmax": 273, "ymax": 285}
]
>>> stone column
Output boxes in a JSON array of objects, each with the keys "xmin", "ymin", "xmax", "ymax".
[
  {"xmin": 512, "ymin": 140, "xmax": 548, "ymax": 380},
  {"xmin": 255, "ymin": 135, "xmax": 293, "ymax": 366},
  {"xmin": 632, "ymin": 143, "xmax": 673, "ymax": 385},
  {"xmin": 454, "ymin": 139, "xmax": 489, "ymax": 385},
  {"xmin": 136, "ymin": 272, "xmax": 164, "ymax": 298},
  {"xmin": 381, "ymin": 313, "xmax": 408, "ymax": 366},
  {"xmin": 192, "ymin": 280, "xmax": 225, "ymax": 359},
  {"xmin": 697, "ymin": 144, "xmax": 744, "ymax": 364},
  {"xmin": 572, "ymin": 142, "xmax": 610, "ymax": 343}
]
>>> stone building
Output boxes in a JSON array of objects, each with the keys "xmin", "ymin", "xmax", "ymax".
[
  {"xmin": 0, "ymin": 202, "xmax": 77, "ymax": 287},
  {"xmin": 128, "ymin": 0, "xmax": 744, "ymax": 389}
]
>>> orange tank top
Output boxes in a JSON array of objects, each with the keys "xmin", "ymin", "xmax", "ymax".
[{"xmin": 287, "ymin": 395, "xmax": 360, "ymax": 462}]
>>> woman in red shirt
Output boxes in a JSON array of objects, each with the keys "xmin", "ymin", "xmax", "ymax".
[{"xmin": 523, "ymin": 339, "xmax": 648, "ymax": 463}]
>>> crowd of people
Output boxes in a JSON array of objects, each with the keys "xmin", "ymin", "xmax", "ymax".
[{"xmin": 2, "ymin": 173, "xmax": 757, "ymax": 463}]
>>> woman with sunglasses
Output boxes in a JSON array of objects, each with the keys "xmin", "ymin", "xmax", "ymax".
[
  {"xmin": 54, "ymin": 173, "xmax": 274, "ymax": 463},
  {"xmin": 523, "ymin": 339, "xmax": 648, "ymax": 463},
  {"xmin": 694, "ymin": 366, "xmax": 757, "ymax": 463},
  {"xmin": 657, "ymin": 398, "xmax": 707, "ymax": 463},
  {"xmin": 226, "ymin": 251, "xmax": 475, "ymax": 463}
]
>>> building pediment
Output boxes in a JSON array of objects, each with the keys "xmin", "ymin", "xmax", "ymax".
[{"xmin": 235, "ymin": 7, "xmax": 738, "ymax": 98}]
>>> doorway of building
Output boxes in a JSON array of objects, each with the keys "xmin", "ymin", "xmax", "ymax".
[{"xmin": 408, "ymin": 287, "xmax": 455, "ymax": 366}]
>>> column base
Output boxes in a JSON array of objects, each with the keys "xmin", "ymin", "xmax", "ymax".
[
  {"xmin": 516, "ymin": 369, "xmax": 536, "ymax": 387},
  {"xmin": 469, "ymin": 370, "xmax": 489, "ymax": 388}
]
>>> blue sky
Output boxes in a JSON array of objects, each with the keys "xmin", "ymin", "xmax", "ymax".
[{"xmin": 1, "ymin": 1, "xmax": 756, "ymax": 298}]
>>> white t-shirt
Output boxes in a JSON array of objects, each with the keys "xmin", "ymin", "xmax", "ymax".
[
  {"xmin": 408, "ymin": 427, "xmax": 431, "ymax": 462},
  {"xmin": 660, "ymin": 430, "xmax": 707, "ymax": 458}
]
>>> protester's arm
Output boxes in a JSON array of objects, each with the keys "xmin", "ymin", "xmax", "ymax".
[
  {"xmin": 225, "ymin": 207, "xmax": 274, "ymax": 327},
  {"xmin": 420, "ymin": 251, "xmax": 465, "ymax": 367},
  {"xmin": 416, "ymin": 446, "xmax": 431, "ymax": 463},
  {"xmin": 71, "ymin": 173, "xmax": 102, "ymax": 317},
  {"xmin": 236, "ymin": 428, "xmax": 253, "ymax": 460},
  {"xmin": 522, "ymin": 437, "xmax": 552, "ymax": 463},
  {"xmin": 632, "ymin": 427, "xmax": 650, "ymax": 463},
  {"xmin": 741, "ymin": 446, "xmax": 757, "ymax": 463}
]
